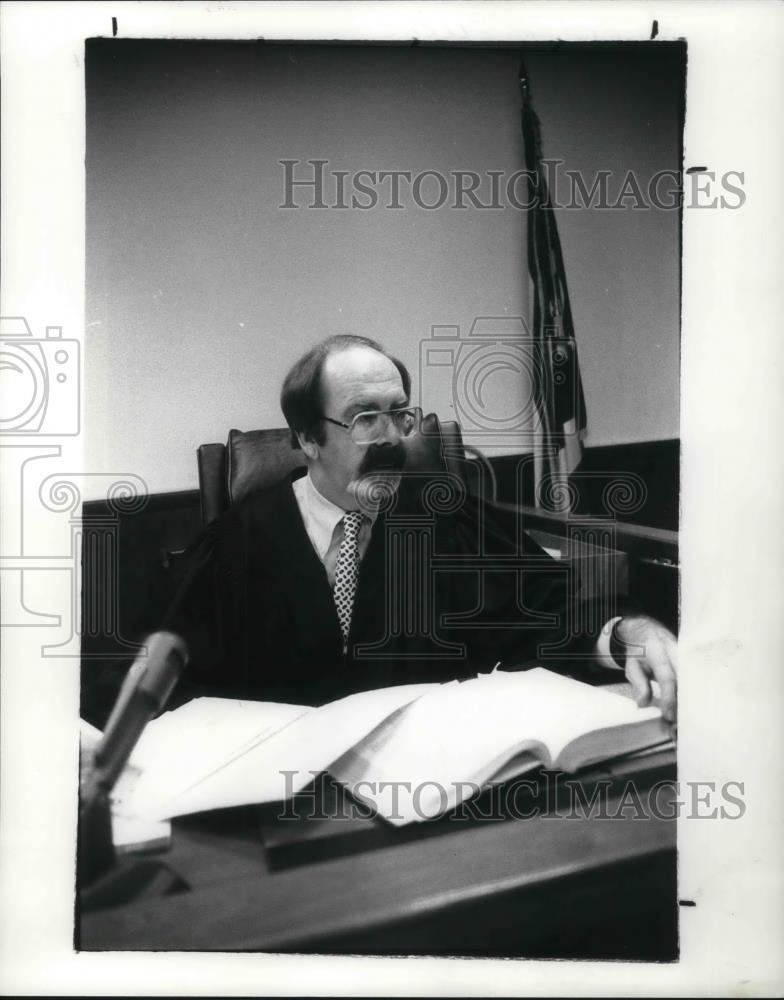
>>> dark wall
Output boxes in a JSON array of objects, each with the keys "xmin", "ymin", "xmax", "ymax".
[
  {"xmin": 487, "ymin": 439, "xmax": 679, "ymax": 531},
  {"xmin": 80, "ymin": 489, "xmax": 202, "ymax": 725}
]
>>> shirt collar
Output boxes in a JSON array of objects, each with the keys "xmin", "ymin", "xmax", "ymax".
[
  {"xmin": 302, "ymin": 473, "xmax": 378, "ymax": 549},
  {"xmin": 303, "ymin": 473, "xmax": 348, "ymax": 549}
]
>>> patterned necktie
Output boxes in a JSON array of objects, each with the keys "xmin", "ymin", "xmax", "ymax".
[{"xmin": 333, "ymin": 511, "xmax": 364, "ymax": 650}]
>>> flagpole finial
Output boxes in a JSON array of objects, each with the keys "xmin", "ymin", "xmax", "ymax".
[
  {"xmin": 518, "ymin": 58, "xmax": 532, "ymax": 107},
  {"xmin": 518, "ymin": 56, "xmax": 529, "ymax": 93}
]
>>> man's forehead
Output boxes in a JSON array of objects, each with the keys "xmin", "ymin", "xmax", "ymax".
[{"xmin": 322, "ymin": 347, "xmax": 405, "ymax": 407}]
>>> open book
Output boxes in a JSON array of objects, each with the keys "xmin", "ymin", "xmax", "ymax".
[
  {"xmin": 329, "ymin": 669, "xmax": 670, "ymax": 824},
  {"xmin": 84, "ymin": 668, "xmax": 670, "ymax": 827}
]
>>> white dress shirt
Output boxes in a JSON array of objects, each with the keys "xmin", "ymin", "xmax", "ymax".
[{"xmin": 292, "ymin": 473, "xmax": 376, "ymax": 587}]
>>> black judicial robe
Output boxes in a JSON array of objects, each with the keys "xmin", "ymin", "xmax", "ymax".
[{"xmin": 165, "ymin": 470, "xmax": 606, "ymax": 707}]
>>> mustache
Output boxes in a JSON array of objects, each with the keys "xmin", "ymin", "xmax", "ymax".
[{"xmin": 359, "ymin": 442, "xmax": 407, "ymax": 475}]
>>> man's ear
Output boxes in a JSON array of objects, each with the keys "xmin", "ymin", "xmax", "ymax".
[{"xmin": 296, "ymin": 430, "xmax": 319, "ymax": 461}]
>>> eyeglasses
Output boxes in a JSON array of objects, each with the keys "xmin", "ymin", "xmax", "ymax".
[{"xmin": 321, "ymin": 407, "xmax": 422, "ymax": 445}]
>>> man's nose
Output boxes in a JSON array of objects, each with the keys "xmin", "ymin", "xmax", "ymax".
[{"xmin": 379, "ymin": 413, "xmax": 401, "ymax": 444}]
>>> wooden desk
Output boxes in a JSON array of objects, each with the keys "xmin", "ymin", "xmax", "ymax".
[{"xmin": 79, "ymin": 749, "xmax": 677, "ymax": 957}]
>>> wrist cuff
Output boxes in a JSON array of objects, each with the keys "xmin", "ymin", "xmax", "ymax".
[
  {"xmin": 609, "ymin": 617, "xmax": 628, "ymax": 668},
  {"xmin": 595, "ymin": 616, "xmax": 625, "ymax": 670}
]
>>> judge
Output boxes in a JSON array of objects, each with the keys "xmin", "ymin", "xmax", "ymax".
[{"xmin": 166, "ymin": 334, "xmax": 677, "ymax": 720}]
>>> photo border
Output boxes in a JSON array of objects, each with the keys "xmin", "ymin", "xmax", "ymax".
[{"xmin": 1, "ymin": 1, "xmax": 782, "ymax": 995}]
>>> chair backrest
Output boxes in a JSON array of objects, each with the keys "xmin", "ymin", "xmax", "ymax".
[
  {"xmin": 197, "ymin": 429, "xmax": 305, "ymax": 527},
  {"xmin": 197, "ymin": 414, "xmax": 494, "ymax": 527}
]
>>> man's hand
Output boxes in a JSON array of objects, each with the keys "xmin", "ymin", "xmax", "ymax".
[{"xmin": 614, "ymin": 615, "xmax": 678, "ymax": 724}]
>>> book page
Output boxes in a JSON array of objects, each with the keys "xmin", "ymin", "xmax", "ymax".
[
  {"xmin": 112, "ymin": 814, "xmax": 171, "ymax": 855},
  {"xmin": 486, "ymin": 669, "xmax": 664, "ymax": 763},
  {"xmin": 152, "ymin": 681, "xmax": 438, "ymax": 818},
  {"xmin": 112, "ymin": 697, "xmax": 310, "ymax": 818},
  {"xmin": 334, "ymin": 668, "xmax": 663, "ymax": 823}
]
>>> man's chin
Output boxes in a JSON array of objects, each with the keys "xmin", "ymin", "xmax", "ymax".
[{"xmin": 350, "ymin": 471, "xmax": 401, "ymax": 513}]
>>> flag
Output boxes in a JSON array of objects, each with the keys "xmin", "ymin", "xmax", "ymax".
[{"xmin": 520, "ymin": 66, "xmax": 587, "ymax": 512}]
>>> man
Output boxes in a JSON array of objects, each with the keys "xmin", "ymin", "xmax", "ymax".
[{"xmin": 168, "ymin": 334, "xmax": 677, "ymax": 720}]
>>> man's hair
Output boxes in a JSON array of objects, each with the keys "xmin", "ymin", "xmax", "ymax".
[{"xmin": 280, "ymin": 334, "xmax": 412, "ymax": 448}]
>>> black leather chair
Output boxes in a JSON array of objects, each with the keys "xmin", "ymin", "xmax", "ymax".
[{"xmin": 197, "ymin": 413, "xmax": 495, "ymax": 527}]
